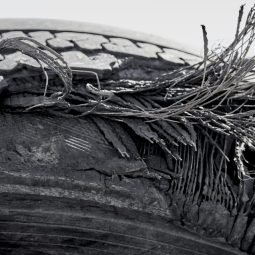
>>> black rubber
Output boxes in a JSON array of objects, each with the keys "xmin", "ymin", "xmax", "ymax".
[{"xmin": 0, "ymin": 20, "xmax": 250, "ymax": 255}]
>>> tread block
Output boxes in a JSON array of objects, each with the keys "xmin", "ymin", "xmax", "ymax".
[
  {"xmin": 47, "ymin": 38, "xmax": 74, "ymax": 49},
  {"xmin": 1, "ymin": 31, "xmax": 27, "ymax": 39},
  {"xmin": 0, "ymin": 49, "xmax": 118, "ymax": 73},
  {"xmin": 28, "ymin": 31, "xmax": 54, "ymax": 45},
  {"xmin": 0, "ymin": 52, "xmax": 40, "ymax": 71},
  {"xmin": 55, "ymin": 32, "xmax": 108, "ymax": 50},
  {"xmin": 158, "ymin": 48, "xmax": 201, "ymax": 65},
  {"xmin": 103, "ymin": 38, "xmax": 162, "ymax": 58},
  {"xmin": 61, "ymin": 51, "xmax": 118, "ymax": 72}
]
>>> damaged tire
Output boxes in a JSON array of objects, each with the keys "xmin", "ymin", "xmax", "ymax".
[{"xmin": 0, "ymin": 19, "xmax": 253, "ymax": 255}]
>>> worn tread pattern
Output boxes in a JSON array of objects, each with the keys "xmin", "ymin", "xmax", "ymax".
[{"xmin": 0, "ymin": 30, "xmax": 201, "ymax": 77}]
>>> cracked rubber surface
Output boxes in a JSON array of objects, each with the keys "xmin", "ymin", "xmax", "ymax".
[{"xmin": 0, "ymin": 20, "xmax": 249, "ymax": 255}]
